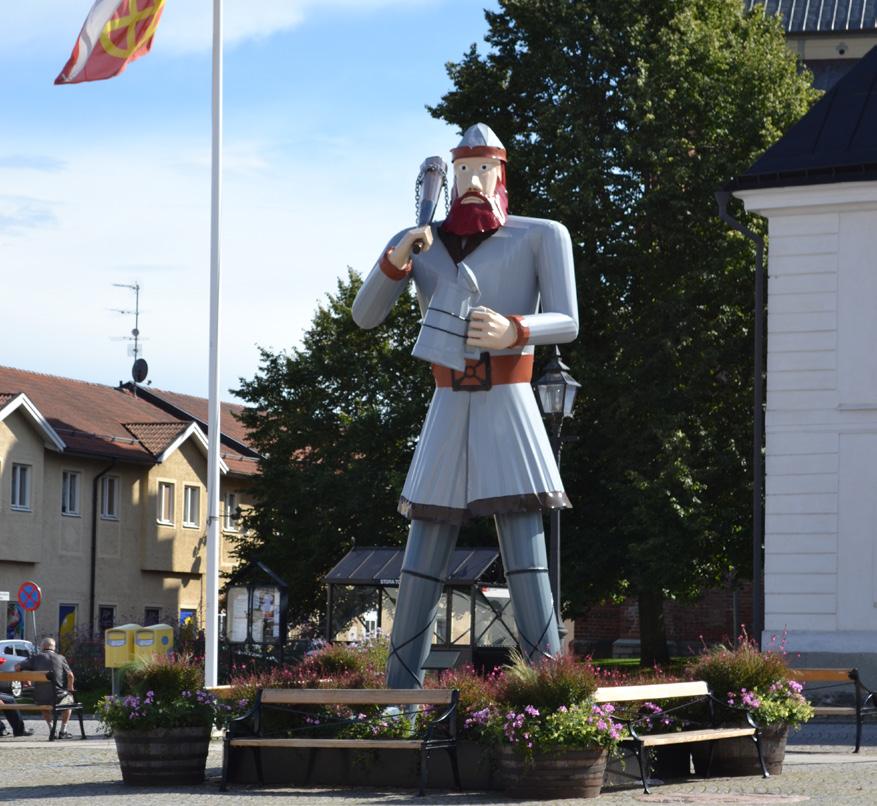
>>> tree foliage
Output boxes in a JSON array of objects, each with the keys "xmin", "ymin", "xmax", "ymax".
[
  {"xmin": 430, "ymin": 0, "xmax": 816, "ymax": 661},
  {"xmin": 232, "ymin": 271, "xmax": 432, "ymax": 624}
]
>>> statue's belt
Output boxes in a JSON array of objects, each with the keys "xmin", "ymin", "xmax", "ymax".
[{"xmin": 432, "ymin": 353, "xmax": 533, "ymax": 391}]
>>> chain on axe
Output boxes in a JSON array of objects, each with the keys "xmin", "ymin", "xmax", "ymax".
[{"xmin": 412, "ymin": 156, "xmax": 448, "ymax": 254}]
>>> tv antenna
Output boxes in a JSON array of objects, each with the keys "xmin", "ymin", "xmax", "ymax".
[{"xmin": 111, "ymin": 282, "xmax": 149, "ymax": 388}]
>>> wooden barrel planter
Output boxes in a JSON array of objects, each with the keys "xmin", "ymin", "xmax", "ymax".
[
  {"xmin": 498, "ymin": 745, "xmax": 608, "ymax": 800},
  {"xmin": 114, "ymin": 726, "xmax": 212, "ymax": 785},
  {"xmin": 692, "ymin": 724, "xmax": 789, "ymax": 777}
]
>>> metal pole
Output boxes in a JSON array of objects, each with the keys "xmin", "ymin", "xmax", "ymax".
[
  {"xmin": 549, "ymin": 418, "xmax": 567, "ymax": 642},
  {"xmin": 716, "ymin": 190, "xmax": 765, "ymax": 647},
  {"xmin": 205, "ymin": 0, "xmax": 224, "ymax": 688}
]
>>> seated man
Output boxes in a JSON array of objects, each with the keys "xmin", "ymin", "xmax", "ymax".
[
  {"xmin": 0, "ymin": 692, "xmax": 33, "ymax": 737},
  {"xmin": 16, "ymin": 637, "xmax": 75, "ymax": 738}
]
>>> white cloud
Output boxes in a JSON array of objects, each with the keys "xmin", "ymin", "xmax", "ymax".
[
  {"xmin": 0, "ymin": 109, "xmax": 457, "ymax": 399},
  {"xmin": 6, "ymin": 1, "xmax": 437, "ymax": 55},
  {"xmin": 0, "ymin": 194, "xmax": 59, "ymax": 235}
]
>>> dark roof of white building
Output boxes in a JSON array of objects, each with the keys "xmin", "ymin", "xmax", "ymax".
[
  {"xmin": 747, "ymin": 0, "xmax": 877, "ymax": 33},
  {"xmin": 731, "ymin": 43, "xmax": 877, "ymax": 189}
]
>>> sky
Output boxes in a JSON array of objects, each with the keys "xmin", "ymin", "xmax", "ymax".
[{"xmin": 0, "ymin": 0, "xmax": 500, "ymax": 402}]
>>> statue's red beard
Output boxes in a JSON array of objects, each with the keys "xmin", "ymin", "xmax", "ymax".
[{"xmin": 441, "ymin": 185, "xmax": 509, "ymax": 236}]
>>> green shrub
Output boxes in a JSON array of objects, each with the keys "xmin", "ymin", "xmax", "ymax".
[
  {"xmin": 686, "ymin": 634, "xmax": 814, "ymax": 728},
  {"xmin": 123, "ymin": 653, "xmax": 203, "ymax": 701},
  {"xmin": 97, "ymin": 654, "xmax": 218, "ymax": 733},
  {"xmin": 686, "ymin": 636, "xmax": 792, "ymax": 695},
  {"xmin": 495, "ymin": 651, "xmax": 599, "ymax": 711}
]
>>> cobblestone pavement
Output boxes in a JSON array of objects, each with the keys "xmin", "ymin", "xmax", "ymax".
[{"xmin": 1, "ymin": 718, "xmax": 877, "ymax": 805}]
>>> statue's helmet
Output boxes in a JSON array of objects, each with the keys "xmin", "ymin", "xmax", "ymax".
[{"xmin": 450, "ymin": 123, "xmax": 507, "ymax": 163}]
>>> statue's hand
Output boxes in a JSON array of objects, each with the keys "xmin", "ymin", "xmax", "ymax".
[
  {"xmin": 467, "ymin": 307, "xmax": 516, "ymax": 349},
  {"xmin": 390, "ymin": 225, "xmax": 433, "ymax": 268}
]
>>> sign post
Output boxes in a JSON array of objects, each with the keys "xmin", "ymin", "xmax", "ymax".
[{"xmin": 17, "ymin": 580, "xmax": 42, "ymax": 643}]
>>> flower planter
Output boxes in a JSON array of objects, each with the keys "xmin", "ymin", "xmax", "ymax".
[
  {"xmin": 497, "ymin": 745, "xmax": 608, "ymax": 800},
  {"xmin": 691, "ymin": 724, "xmax": 789, "ymax": 777},
  {"xmin": 114, "ymin": 726, "xmax": 212, "ymax": 785}
]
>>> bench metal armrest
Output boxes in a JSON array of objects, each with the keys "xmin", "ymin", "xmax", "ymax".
[
  {"xmin": 424, "ymin": 699, "xmax": 458, "ymax": 742},
  {"xmin": 226, "ymin": 693, "xmax": 263, "ymax": 739},
  {"xmin": 705, "ymin": 693, "xmax": 761, "ymax": 729}
]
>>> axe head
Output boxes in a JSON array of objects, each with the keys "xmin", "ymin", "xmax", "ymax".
[{"xmin": 416, "ymin": 156, "xmax": 448, "ymax": 227}]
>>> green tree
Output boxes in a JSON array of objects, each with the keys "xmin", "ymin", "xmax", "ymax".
[
  {"xmin": 231, "ymin": 271, "xmax": 431, "ymax": 625},
  {"xmin": 430, "ymin": 0, "xmax": 816, "ymax": 663}
]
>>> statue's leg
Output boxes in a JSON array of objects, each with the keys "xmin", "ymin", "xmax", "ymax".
[
  {"xmin": 386, "ymin": 519, "xmax": 459, "ymax": 688},
  {"xmin": 495, "ymin": 511, "xmax": 561, "ymax": 661}
]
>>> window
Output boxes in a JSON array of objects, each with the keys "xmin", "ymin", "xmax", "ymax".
[
  {"xmin": 11, "ymin": 464, "xmax": 30, "ymax": 510},
  {"xmin": 58, "ymin": 603, "xmax": 77, "ymax": 654},
  {"xmin": 144, "ymin": 607, "xmax": 160, "ymax": 626},
  {"xmin": 98, "ymin": 605, "xmax": 115, "ymax": 631},
  {"xmin": 183, "ymin": 485, "xmax": 200, "ymax": 528},
  {"xmin": 100, "ymin": 476, "xmax": 119, "ymax": 520},
  {"xmin": 223, "ymin": 492, "xmax": 239, "ymax": 532},
  {"xmin": 157, "ymin": 481, "xmax": 174, "ymax": 524},
  {"xmin": 61, "ymin": 471, "xmax": 81, "ymax": 516}
]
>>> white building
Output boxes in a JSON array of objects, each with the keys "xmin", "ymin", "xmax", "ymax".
[{"xmin": 734, "ymin": 45, "xmax": 877, "ymax": 672}]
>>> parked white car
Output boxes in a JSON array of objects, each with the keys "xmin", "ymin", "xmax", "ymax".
[{"xmin": 0, "ymin": 639, "xmax": 36, "ymax": 697}]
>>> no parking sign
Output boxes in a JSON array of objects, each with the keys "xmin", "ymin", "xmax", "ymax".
[{"xmin": 17, "ymin": 580, "xmax": 41, "ymax": 612}]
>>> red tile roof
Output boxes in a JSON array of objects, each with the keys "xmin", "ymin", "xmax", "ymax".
[
  {"xmin": 139, "ymin": 386, "xmax": 253, "ymax": 449},
  {"xmin": 124, "ymin": 422, "xmax": 189, "ymax": 456},
  {"xmin": 0, "ymin": 366, "xmax": 258, "ymax": 476}
]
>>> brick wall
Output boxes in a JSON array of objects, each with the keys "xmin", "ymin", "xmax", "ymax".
[{"xmin": 572, "ymin": 583, "xmax": 754, "ymax": 657}]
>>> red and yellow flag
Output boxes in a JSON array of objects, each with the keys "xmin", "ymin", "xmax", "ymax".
[{"xmin": 55, "ymin": 0, "xmax": 165, "ymax": 85}]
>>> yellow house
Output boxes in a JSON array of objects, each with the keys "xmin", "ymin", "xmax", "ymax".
[{"xmin": 0, "ymin": 365, "xmax": 259, "ymax": 641}]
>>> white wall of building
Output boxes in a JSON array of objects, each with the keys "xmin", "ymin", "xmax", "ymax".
[{"xmin": 738, "ymin": 180, "xmax": 877, "ymax": 657}]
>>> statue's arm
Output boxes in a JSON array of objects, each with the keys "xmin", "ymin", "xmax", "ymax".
[
  {"xmin": 515, "ymin": 220, "xmax": 579, "ymax": 345},
  {"xmin": 352, "ymin": 226, "xmax": 433, "ymax": 329},
  {"xmin": 467, "ymin": 220, "xmax": 579, "ymax": 350}
]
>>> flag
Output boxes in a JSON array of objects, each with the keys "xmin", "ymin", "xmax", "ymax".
[{"xmin": 55, "ymin": 0, "xmax": 165, "ymax": 85}]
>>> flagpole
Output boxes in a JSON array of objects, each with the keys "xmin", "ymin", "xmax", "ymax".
[{"xmin": 205, "ymin": 0, "xmax": 223, "ymax": 688}]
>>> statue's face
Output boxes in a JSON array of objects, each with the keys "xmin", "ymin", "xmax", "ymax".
[{"xmin": 453, "ymin": 157, "xmax": 503, "ymax": 203}]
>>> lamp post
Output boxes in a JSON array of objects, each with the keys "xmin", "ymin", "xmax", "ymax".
[{"xmin": 533, "ymin": 346, "xmax": 580, "ymax": 642}]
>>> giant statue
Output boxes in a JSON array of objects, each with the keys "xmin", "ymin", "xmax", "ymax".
[{"xmin": 352, "ymin": 123, "xmax": 578, "ymax": 688}]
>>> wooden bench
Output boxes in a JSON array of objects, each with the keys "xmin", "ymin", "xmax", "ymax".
[
  {"xmin": 790, "ymin": 667, "xmax": 877, "ymax": 752},
  {"xmin": 221, "ymin": 688, "xmax": 460, "ymax": 795},
  {"xmin": 594, "ymin": 680, "xmax": 768, "ymax": 794},
  {"xmin": 0, "ymin": 670, "xmax": 86, "ymax": 740}
]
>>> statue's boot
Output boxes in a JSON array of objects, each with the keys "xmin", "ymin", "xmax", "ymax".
[
  {"xmin": 386, "ymin": 519, "xmax": 459, "ymax": 689},
  {"xmin": 495, "ymin": 511, "xmax": 561, "ymax": 661}
]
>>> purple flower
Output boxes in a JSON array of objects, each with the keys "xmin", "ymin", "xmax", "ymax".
[{"xmin": 523, "ymin": 705, "xmax": 540, "ymax": 717}]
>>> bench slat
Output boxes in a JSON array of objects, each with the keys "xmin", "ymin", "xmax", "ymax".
[
  {"xmin": 640, "ymin": 727, "xmax": 755, "ymax": 747},
  {"xmin": 813, "ymin": 706, "xmax": 857, "ymax": 716},
  {"xmin": 595, "ymin": 681, "xmax": 709, "ymax": 703},
  {"xmin": 260, "ymin": 688, "xmax": 455, "ymax": 706},
  {"xmin": 789, "ymin": 668, "xmax": 852, "ymax": 683},
  {"xmin": 0, "ymin": 671, "xmax": 50, "ymax": 683},
  {"xmin": 230, "ymin": 738, "xmax": 424, "ymax": 750}
]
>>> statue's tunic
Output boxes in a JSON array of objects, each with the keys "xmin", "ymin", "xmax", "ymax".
[{"xmin": 352, "ymin": 214, "xmax": 578, "ymax": 525}]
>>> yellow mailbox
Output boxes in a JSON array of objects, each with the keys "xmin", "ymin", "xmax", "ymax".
[
  {"xmin": 105, "ymin": 623, "xmax": 140, "ymax": 668},
  {"xmin": 133, "ymin": 624, "xmax": 174, "ymax": 661}
]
